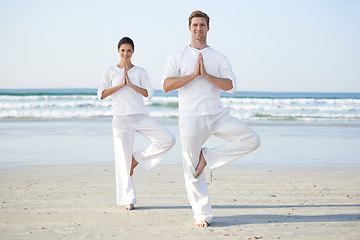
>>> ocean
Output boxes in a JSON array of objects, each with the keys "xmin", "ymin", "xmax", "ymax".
[
  {"xmin": 1, "ymin": 88, "xmax": 360, "ymax": 125},
  {"xmin": 1, "ymin": 89, "xmax": 359, "ymax": 167}
]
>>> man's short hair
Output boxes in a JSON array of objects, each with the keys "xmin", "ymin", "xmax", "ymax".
[{"xmin": 188, "ymin": 10, "xmax": 210, "ymax": 27}]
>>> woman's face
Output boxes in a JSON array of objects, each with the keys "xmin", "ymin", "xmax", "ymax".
[{"xmin": 118, "ymin": 43, "xmax": 134, "ymax": 62}]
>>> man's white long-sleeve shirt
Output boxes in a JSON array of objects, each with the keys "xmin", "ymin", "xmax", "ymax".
[
  {"xmin": 162, "ymin": 45, "xmax": 236, "ymax": 117},
  {"xmin": 98, "ymin": 65, "xmax": 154, "ymax": 116}
]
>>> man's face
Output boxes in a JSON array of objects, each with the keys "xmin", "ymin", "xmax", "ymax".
[{"xmin": 189, "ymin": 17, "xmax": 209, "ymax": 41}]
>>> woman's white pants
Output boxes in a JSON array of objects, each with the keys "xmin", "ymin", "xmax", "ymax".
[
  {"xmin": 179, "ymin": 109, "xmax": 260, "ymax": 223},
  {"xmin": 112, "ymin": 114, "xmax": 175, "ymax": 205}
]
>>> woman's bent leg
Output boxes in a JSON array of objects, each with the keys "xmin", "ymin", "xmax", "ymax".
[{"xmin": 133, "ymin": 115, "xmax": 175, "ymax": 171}]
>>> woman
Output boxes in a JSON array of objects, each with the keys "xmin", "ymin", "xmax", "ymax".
[{"xmin": 98, "ymin": 37, "xmax": 175, "ymax": 210}]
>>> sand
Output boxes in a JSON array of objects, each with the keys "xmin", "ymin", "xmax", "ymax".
[{"xmin": 1, "ymin": 164, "xmax": 360, "ymax": 240}]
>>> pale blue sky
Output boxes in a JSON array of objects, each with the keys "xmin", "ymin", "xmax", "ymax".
[{"xmin": 0, "ymin": 0, "xmax": 359, "ymax": 92}]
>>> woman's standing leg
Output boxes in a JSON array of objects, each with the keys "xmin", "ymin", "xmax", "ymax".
[{"xmin": 112, "ymin": 116, "xmax": 136, "ymax": 206}]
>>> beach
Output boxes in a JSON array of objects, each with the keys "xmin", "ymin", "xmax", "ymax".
[
  {"xmin": 1, "ymin": 89, "xmax": 360, "ymax": 239},
  {"xmin": 1, "ymin": 119, "xmax": 360, "ymax": 239},
  {"xmin": 1, "ymin": 164, "xmax": 360, "ymax": 239},
  {"xmin": 2, "ymin": 0, "xmax": 360, "ymax": 237}
]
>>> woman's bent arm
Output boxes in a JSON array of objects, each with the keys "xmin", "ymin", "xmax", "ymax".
[{"xmin": 100, "ymin": 83, "xmax": 125, "ymax": 100}]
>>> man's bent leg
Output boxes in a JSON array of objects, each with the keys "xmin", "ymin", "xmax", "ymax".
[{"xmin": 204, "ymin": 113, "xmax": 260, "ymax": 170}]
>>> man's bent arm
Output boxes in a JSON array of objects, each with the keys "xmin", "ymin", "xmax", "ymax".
[
  {"xmin": 163, "ymin": 74, "xmax": 197, "ymax": 93},
  {"xmin": 202, "ymin": 73, "xmax": 233, "ymax": 91}
]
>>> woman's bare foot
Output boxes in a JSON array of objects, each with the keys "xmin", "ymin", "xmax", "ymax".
[
  {"xmin": 194, "ymin": 220, "xmax": 209, "ymax": 228},
  {"xmin": 195, "ymin": 150, "xmax": 207, "ymax": 178},
  {"xmin": 123, "ymin": 204, "xmax": 134, "ymax": 211},
  {"xmin": 130, "ymin": 156, "xmax": 138, "ymax": 176}
]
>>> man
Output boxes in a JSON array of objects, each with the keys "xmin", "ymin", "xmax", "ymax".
[{"xmin": 162, "ymin": 10, "xmax": 260, "ymax": 228}]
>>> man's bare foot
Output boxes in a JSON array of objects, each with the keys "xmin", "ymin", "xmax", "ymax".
[
  {"xmin": 130, "ymin": 156, "xmax": 138, "ymax": 176},
  {"xmin": 123, "ymin": 204, "xmax": 134, "ymax": 210},
  {"xmin": 195, "ymin": 150, "xmax": 207, "ymax": 178},
  {"xmin": 194, "ymin": 220, "xmax": 209, "ymax": 228}
]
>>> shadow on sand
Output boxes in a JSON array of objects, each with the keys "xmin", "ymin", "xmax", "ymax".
[{"xmin": 135, "ymin": 204, "xmax": 360, "ymax": 227}]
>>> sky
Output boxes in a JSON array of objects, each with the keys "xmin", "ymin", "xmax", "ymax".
[{"xmin": 0, "ymin": 0, "xmax": 359, "ymax": 92}]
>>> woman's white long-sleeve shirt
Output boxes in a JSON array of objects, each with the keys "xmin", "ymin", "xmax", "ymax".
[{"xmin": 97, "ymin": 65, "xmax": 154, "ymax": 116}]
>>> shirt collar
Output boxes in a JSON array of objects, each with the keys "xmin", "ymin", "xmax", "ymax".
[
  {"xmin": 189, "ymin": 45, "xmax": 210, "ymax": 53},
  {"xmin": 115, "ymin": 65, "xmax": 136, "ymax": 72}
]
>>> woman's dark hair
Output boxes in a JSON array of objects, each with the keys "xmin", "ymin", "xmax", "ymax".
[{"xmin": 117, "ymin": 37, "xmax": 134, "ymax": 50}]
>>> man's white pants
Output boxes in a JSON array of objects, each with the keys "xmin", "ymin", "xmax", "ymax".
[
  {"xmin": 179, "ymin": 109, "xmax": 260, "ymax": 223},
  {"xmin": 112, "ymin": 114, "xmax": 175, "ymax": 205}
]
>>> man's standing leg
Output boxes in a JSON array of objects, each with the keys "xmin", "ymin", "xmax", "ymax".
[{"xmin": 179, "ymin": 116, "xmax": 213, "ymax": 225}]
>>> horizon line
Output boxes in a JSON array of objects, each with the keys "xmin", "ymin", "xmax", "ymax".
[{"xmin": 0, "ymin": 87, "xmax": 360, "ymax": 94}]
